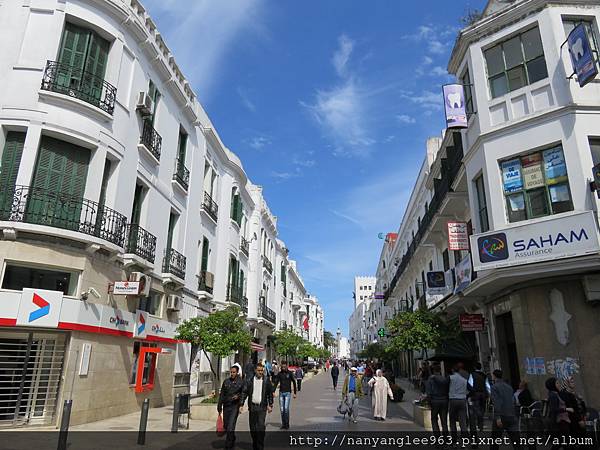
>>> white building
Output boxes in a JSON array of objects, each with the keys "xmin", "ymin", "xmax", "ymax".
[
  {"xmin": 353, "ymin": 275, "xmax": 376, "ymax": 308},
  {"xmin": 348, "ymin": 275, "xmax": 375, "ymax": 358},
  {"xmin": 0, "ymin": 0, "xmax": 317, "ymax": 427},
  {"xmin": 337, "ymin": 336, "xmax": 350, "ymax": 359}
]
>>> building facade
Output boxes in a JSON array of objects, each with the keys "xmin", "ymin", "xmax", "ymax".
[
  {"xmin": 348, "ymin": 275, "xmax": 376, "ymax": 358},
  {"xmin": 0, "ymin": 0, "xmax": 316, "ymax": 428}
]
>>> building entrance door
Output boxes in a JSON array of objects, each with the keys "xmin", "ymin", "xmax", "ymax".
[
  {"xmin": 495, "ymin": 312, "xmax": 520, "ymax": 389},
  {"xmin": 0, "ymin": 331, "xmax": 66, "ymax": 427}
]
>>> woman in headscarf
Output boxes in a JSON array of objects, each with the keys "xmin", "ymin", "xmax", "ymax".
[
  {"xmin": 558, "ymin": 376, "xmax": 586, "ymax": 436},
  {"xmin": 368, "ymin": 369, "xmax": 394, "ymax": 421},
  {"xmin": 545, "ymin": 377, "xmax": 572, "ymax": 448}
]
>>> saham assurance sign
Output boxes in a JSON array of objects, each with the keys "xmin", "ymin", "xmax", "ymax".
[{"xmin": 471, "ymin": 211, "xmax": 600, "ymax": 271}]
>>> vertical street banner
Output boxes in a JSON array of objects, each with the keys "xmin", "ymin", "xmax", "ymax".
[
  {"xmin": 567, "ymin": 23, "xmax": 598, "ymax": 87},
  {"xmin": 454, "ymin": 254, "xmax": 473, "ymax": 294},
  {"xmin": 442, "ymin": 84, "xmax": 467, "ymax": 129}
]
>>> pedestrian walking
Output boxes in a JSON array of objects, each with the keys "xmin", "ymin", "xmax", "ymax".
[
  {"xmin": 342, "ymin": 367, "xmax": 363, "ymax": 423},
  {"xmin": 490, "ymin": 369, "xmax": 520, "ymax": 450},
  {"xmin": 468, "ymin": 362, "xmax": 490, "ymax": 435},
  {"xmin": 217, "ymin": 365, "xmax": 244, "ymax": 450},
  {"xmin": 271, "ymin": 360, "xmax": 279, "ymax": 383},
  {"xmin": 368, "ymin": 369, "xmax": 393, "ymax": 421},
  {"xmin": 331, "ymin": 362, "xmax": 340, "ymax": 390},
  {"xmin": 426, "ymin": 364, "xmax": 450, "ymax": 438},
  {"xmin": 546, "ymin": 376, "xmax": 573, "ymax": 449},
  {"xmin": 241, "ymin": 363, "xmax": 274, "ymax": 450},
  {"xmin": 325, "ymin": 359, "xmax": 330, "ymax": 372},
  {"xmin": 244, "ymin": 359, "xmax": 256, "ymax": 381},
  {"xmin": 448, "ymin": 364, "xmax": 469, "ymax": 441},
  {"xmin": 272, "ymin": 361, "xmax": 297, "ymax": 429},
  {"xmin": 294, "ymin": 365, "xmax": 304, "ymax": 392}
]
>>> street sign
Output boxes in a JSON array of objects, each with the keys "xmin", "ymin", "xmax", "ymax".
[
  {"xmin": 377, "ymin": 328, "xmax": 385, "ymax": 338},
  {"xmin": 459, "ymin": 314, "xmax": 485, "ymax": 332},
  {"xmin": 112, "ymin": 281, "xmax": 141, "ymax": 295}
]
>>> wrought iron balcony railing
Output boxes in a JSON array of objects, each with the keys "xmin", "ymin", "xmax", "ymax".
[
  {"xmin": 262, "ymin": 256, "xmax": 273, "ymax": 274},
  {"xmin": 41, "ymin": 60, "xmax": 117, "ymax": 115},
  {"xmin": 240, "ymin": 237, "xmax": 249, "ymax": 257},
  {"xmin": 241, "ymin": 296, "xmax": 248, "ymax": 314},
  {"xmin": 125, "ymin": 223, "xmax": 156, "ymax": 263},
  {"xmin": 198, "ymin": 270, "xmax": 214, "ymax": 294},
  {"xmin": 0, "ymin": 185, "xmax": 126, "ymax": 246},
  {"xmin": 227, "ymin": 283, "xmax": 243, "ymax": 305},
  {"xmin": 259, "ymin": 303, "xmax": 276, "ymax": 324},
  {"xmin": 201, "ymin": 192, "xmax": 218, "ymax": 222},
  {"xmin": 173, "ymin": 158, "xmax": 190, "ymax": 191},
  {"xmin": 140, "ymin": 120, "xmax": 162, "ymax": 162},
  {"xmin": 163, "ymin": 247, "xmax": 186, "ymax": 280}
]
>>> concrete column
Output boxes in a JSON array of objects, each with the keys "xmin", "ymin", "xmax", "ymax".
[{"xmin": 15, "ymin": 123, "xmax": 42, "ymax": 188}]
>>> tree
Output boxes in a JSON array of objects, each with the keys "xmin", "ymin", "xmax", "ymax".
[
  {"xmin": 296, "ymin": 342, "xmax": 319, "ymax": 361},
  {"xmin": 323, "ymin": 330, "xmax": 336, "ymax": 350},
  {"xmin": 272, "ymin": 329, "xmax": 303, "ymax": 362},
  {"xmin": 358, "ymin": 342, "xmax": 386, "ymax": 360},
  {"xmin": 175, "ymin": 306, "xmax": 251, "ymax": 393},
  {"xmin": 385, "ymin": 309, "xmax": 458, "ymax": 356}
]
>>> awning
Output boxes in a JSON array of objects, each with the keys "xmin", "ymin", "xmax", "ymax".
[{"xmin": 250, "ymin": 342, "xmax": 265, "ymax": 352}]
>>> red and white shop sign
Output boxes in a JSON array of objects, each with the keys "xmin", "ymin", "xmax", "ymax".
[
  {"xmin": 447, "ymin": 222, "xmax": 469, "ymax": 251},
  {"xmin": 16, "ymin": 289, "xmax": 63, "ymax": 328}
]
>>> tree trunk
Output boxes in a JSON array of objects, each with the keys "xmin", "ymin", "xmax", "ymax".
[{"xmin": 202, "ymin": 348, "xmax": 220, "ymax": 396}]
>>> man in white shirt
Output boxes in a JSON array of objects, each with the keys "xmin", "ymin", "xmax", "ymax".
[{"xmin": 242, "ymin": 363, "xmax": 274, "ymax": 450}]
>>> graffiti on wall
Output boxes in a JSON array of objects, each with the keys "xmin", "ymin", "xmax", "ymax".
[
  {"xmin": 525, "ymin": 357, "xmax": 546, "ymax": 375},
  {"xmin": 546, "ymin": 357, "xmax": 580, "ymax": 380}
]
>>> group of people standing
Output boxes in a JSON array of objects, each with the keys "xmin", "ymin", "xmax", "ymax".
[{"xmin": 216, "ymin": 360, "xmax": 298, "ymax": 450}]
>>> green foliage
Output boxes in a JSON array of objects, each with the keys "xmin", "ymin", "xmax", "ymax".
[
  {"xmin": 357, "ymin": 342, "xmax": 386, "ymax": 360},
  {"xmin": 385, "ymin": 309, "xmax": 458, "ymax": 354},
  {"xmin": 323, "ymin": 330, "xmax": 336, "ymax": 349},
  {"xmin": 318, "ymin": 347, "xmax": 331, "ymax": 360},
  {"xmin": 201, "ymin": 396, "xmax": 218, "ymax": 404},
  {"xmin": 272, "ymin": 329, "xmax": 304, "ymax": 359},
  {"xmin": 296, "ymin": 342, "xmax": 320, "ymax": 360},
  {"xmin": 175, "ymin": 306, "xmax": 251, "ymax": 358}
]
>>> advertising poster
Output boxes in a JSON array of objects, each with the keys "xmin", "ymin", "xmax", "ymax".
[
  {"xmin": 502, "ymin": 159, "xmax": 523, "ymax": 192},
  {"xmin": 521, "ymin": 153, "xmax": 544, "ymax": 190},
  {"xmin": 535, "ymin": 357, "xmax": 547, "ymax": 375},
  {"xmin": 426, "ymin": 271, "xmax": 447, "ymax": 295},
  {"xmin": 568, "ymin": 23, "xmax": 598, "ymax": 87},
  {"xmin": 442, "ymin": 84, "xmax": 468, "ymax": 129},
  {"xmin": 526, "ymin": 357, "xmax": 536, "ymax": 375},
  {"xmin": 447, "ymin": 221, "xmax": 469, "ymax": 251},
  {"xmin": 543, "ymin": 147, "xmax": 568, "ymax": 185},
  {"xmin": 454, "ymin": 254, "xmax": 472, "ymax": 294}
]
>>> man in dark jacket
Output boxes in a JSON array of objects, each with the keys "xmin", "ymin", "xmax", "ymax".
[
  {"xmin": 242, "ymin": 363, "xmax": 273, "ymax": 450},
  {"xmin": 331, "ymin": 362, "xmax": 340, "ymax": 390},
  {"xmin": 490, "ymin": 369, "xmax": 520, "ymax": 450},
  {"xmin": 272, "ymin": 361, "xmax": 297, "ymax": 429},
  {"xmin": 244, "ymin": 359, "xmax": 256, "ymax": 381},
  {"xmin": 468, "ymin": 362, "xmax": 490, "ymax": 434},
  {"xmin": 426, "ymin": 364, "xmax": 449, "ymax": 438},
  {"xmin": 217, "ymin": 365, "xmax": 244, "ymax": 450}
]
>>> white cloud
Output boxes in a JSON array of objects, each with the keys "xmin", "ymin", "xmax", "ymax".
[
  {"xmin": 247, "ymin": 135, "xmax": 271, "ymax": 150},
  {"xmin": 402, "ymin": 90, "xmax": 443, "ymax": 111},
  {"xmin": 237, "ymin": 86, "xmax": 256, "ymax": 112},
  {"xmin": 292, "ymin": 156, "xmax": 316, "ymax": 168},
  {"xmin": 270, "ymin": 169, "xmax": 301, "ymax": 181},
  {"xmin": 330, "ymin": 209, "xmax": 364, "ymax": 229},
  {"xmin": 397, "ymin": 114, "xmax": 416, "ymax": 124},
  {"xmin": 332, "ymin": 34, "xmax": 355, "ymax": 78},
  {"xmin": 430, "ymin": 66, "xmax": 449, "ymax": 77},
  {"xmin": 143, "ymin": 0, "xmax": 264, "ymax": 102},
  {"xmin": 423, "ymin": 56, "xmax": 433, "ymax": 66}
]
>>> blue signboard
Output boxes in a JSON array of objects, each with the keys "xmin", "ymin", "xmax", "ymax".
[
  {"xmin": 501, "ymin": 159, "xmax": 523, "ymax": 193},
  {"xmin": 543, "ymin": 147, "xmax": 568, "ymax": 185},
  {"xmin": 568, "ymin": 23, "xmax": 598, "ymax": 87}
]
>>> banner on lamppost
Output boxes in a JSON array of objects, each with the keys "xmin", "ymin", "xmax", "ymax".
[
  {"xmin": 442, "ymin": 84, "xmax": 468, "ymax": 129},
  {"xmin": 568, "ymin": 23, "xmax": 598, "ymax": 88}
]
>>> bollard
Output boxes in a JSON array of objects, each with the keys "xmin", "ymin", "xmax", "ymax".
[
  {"xmin": 137, "ymin": 398, "xmax": 150, "ymax": 445},
  {"xmin": 57, "ymin": 399, "xmax": 72, "ymax": 450},
  {"xmin": 171, "ymin": 394, "xmax": 181, "ymax": 433}
]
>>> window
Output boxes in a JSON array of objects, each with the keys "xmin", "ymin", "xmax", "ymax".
[
  {"xmin": 177, "ymin": 129, "xmax": 187, "ymax": 163},
  {"xmin": 2, "ymin": 264, "xmax": 78, "ymax": 296},
  {"xmin": 230, "ymin": 188, "xmax": 242, "ymax": 226},
  {"xmin": 589, "ymin": 138, "xmax": 600, "ymax": 166},
  {"xmin": 484, "ymin": 26, "xmax": 547, "ymax": 98},
  {"xmin": 166, "ymin": 212, "xmax": 178, "ymax": 250},
  {"xmin": 359, "ymin": 286, "xmax": 363, "ymax": 290},
  {"xmin": 563, "ymin": 18, "xmax": 599, "ymax": 69},
  {"xmin": 200, "ymin": 237, "xmax": 210, "ymax": 273},
  {"xmin": 474, "ymin": 175, "xmax": 489, "ymax": 232},
  {"xmin": 454, "ymin": 250, "xmax": 462, "ymax": 266},
  {"xmin": 139, "ymin": 290, "xmax": 162, "ymax": 316},
  {"xmin": 501, "ymin": 145, "xmax": 573, "ymax": 223},
  {"xmin": 461, "ymin": 68, "xmax": 475, "ymax": 116},
  {"xmin": 148, "ymin": 80, "xmax": 161, "ymax": 125}
]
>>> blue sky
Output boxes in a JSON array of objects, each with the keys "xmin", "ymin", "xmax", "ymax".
[{"xmin": 144, "ymin": 0, "xmax": 486, "ymax": 335}]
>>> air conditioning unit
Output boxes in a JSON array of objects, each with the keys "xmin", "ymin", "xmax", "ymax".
[
  {"xmin": 204, "ymin": 271, "xmax": 214, "ymax": 289},
  {"xmin": 136, "ymin": 91, "xmax": 153, "ymax": 116},
  {"xmin": 129, "ymin": 272, "xmax": 151, "ymax": 297},
  {"xmin": 167, "ymin": 295, "xmax": 182, "ymax": 311}
]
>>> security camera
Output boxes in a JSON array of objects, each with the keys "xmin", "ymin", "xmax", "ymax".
[{"xmin": 81, "ymin": 287, "xmax": 101, "ymax": 301}]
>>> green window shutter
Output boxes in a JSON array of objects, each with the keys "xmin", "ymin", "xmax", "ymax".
[
  {"xmin": 239, "ymin": 270, "xmax": 244, "ymax": 293},
  {"xmin": 84, "ymin": 34, "xmax": 110, "ymax": 103},
  {"xmin": 131, "ymin": 184, "xmax": 143, "ymax": 225},
  {"xmin": 177, "ymin": 131, "xmax": 187, "ymax": 162},
  {"xmin": 166, "ymin": 213, "xmax": 177, "ymax": 250},
  {"xmin": 201, "ymin": 237, "xmax": 209, "ymax": 272},
  {"xmin": 0, "ymin": 132, "xmax": 26, "ymax": 188},
  {"xmin": 58, "ymin": 23, "xmax": 90, "ymax": 90}
]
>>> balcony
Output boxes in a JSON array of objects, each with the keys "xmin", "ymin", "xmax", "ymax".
[
  {"xmin": 162, "ymin": 247, "xmax": 186, "ymax": 281},
  {"xmin": 201, "ymin": 192, "xmax": 218, "ymax": 223},
  {"xmin": 125, "ymin": 224, "xmax": 156, "ymax": 263},
  {"xmin": 240, "ymin": 237, "xmax": 249, "ymax": 257},
  {"xmin": 198, "ymin": 270, "xmax": 214, "ymax": 294},
  {"xmin": 227, "ymin": 284, "xmax": 248, "ymax": 313},
  {"xmin": 173, "ymin": 158, "xmax": 190, "ymax": 191},
  {"xmin": 140, "ymin": 120, "xmax": 162, "ymax": 163},
  {"xmin": 259, "ymin": 303, "xmax": 276, "ymax": 325},
  {"xmin": 262, "ymin": 256, "xmax": 273, "ymax": 275},
  {"xmin": 0, "ymin": 185, "xmax": 126, "ymax": 247},
  {"xmin": 40, "ymin": 60, "xmax": 116, "ymax": 115},
  {"xmin": 280, "ymin": 320, "xmax": 287, "ymax": 330}
]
